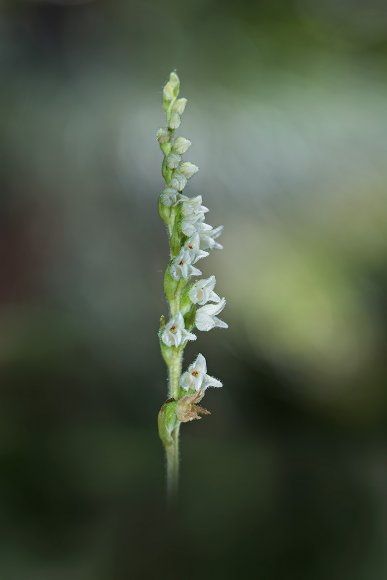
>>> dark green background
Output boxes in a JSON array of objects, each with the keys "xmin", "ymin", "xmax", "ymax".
[{"xmin": 1, "ymin": 0, "xmax": 387, "ymax": 578}]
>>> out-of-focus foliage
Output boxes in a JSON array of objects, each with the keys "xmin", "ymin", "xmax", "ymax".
[{"xmin": 1, "ymin": 1, "xmax": 387, "ymax": 579}]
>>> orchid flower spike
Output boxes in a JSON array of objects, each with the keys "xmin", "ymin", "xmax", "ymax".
[{"xmin": 156, "ymin": 71, "xmax": 228, "ymax": 496}]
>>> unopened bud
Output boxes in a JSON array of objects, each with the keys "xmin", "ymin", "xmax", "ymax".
[
  {"xmin": 166, "ymin": 153, "xmax": 181, "ymax": 169},
  {"xmin": 161, "ymin": 187, "xmax": 178, "ymax": 207},
  {"xmin": 168, "ymin": 112, "xmax": 181, "ymax": 130},
  {"xmin": 163, "ymin": 72, "xmax": 180, "ymax": 102},
  {"xmin": 170, "ymin": 172, "xmax": 187, "ymax": 192},
  {"xmin": 178, "ymin": 162, "xmax": 199, "ymax": 179},
  {"xmin": 156, "ymin": 127, "xmax": 170, "ymax": 144},
  {"xmin": 172, "ymin": 137, "xmax": 191, "ymax": 155},
  {"xmin": 172, "ymin": 98, "xmax": 187, "ymax": 116}
]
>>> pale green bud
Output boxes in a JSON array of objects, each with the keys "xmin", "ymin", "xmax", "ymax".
[
  {"xmin": 178, "ymin": 161, "xmax": 199, "ymax": 179},
  {"xmin": 172, "ymin": 137, "xmax": 191, "ymax": 155},
  {"xmin": 163, "ymin": 72, "xmax": 180, "ymax": 102},
  {"xmin": 166, "ymin": 153, "xmax": 181, "ymax": 169},
  {"xmin": 172, "ymin": 98, "xmax": 187, "ymax": 116},
  {"xmin": 168, "ymin": 112, "xmax": 181, "ymax": 130}
]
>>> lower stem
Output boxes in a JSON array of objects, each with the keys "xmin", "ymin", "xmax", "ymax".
[{"xmin": 166, "ymin": 424, "xmax": 180, "ymax": 499}]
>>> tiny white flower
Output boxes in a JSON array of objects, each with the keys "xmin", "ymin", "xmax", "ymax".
[
  {"xmin": 184, "ymin": 232, "xmax": 209, "ymax": 263},
  {"xmin": 172, "ymin": 137, "xmax": 191, "ymax": 155},
  {"xmin": 180, "ymin": 353, "xmax": 222, "ymax": 392},
  {"xmin": 170, "ymin": 249, "xmax": 202, "ymax": 281},
  {"xmin": 172, "ymin": 98, "xmax": 187, "ymax": 115},
  {"xmin": 180, "ymin": 195, "xmax": 209, "ymax": 217},
  {"xmin": 178, "ymin": 162, "xmax": 199, "ymax": 179},
  {"xmin": 181, "ymin": 212, "xmax": 206, "ymax": 237},
  {"xmin": 162, "ymin": 312, "xmax": 196, "ymax": 348},
  {"xmin": 199, "ymin": 224, "xmax": 224, "ymax": 250},
  {"xmin": 156, "ymin": 127, "xmax": 169, "ymax": 144},
  {"xmin": 170, "ymin": 172, "xmax": 187, "ymax": 192},
  {"xmin": 166, "ymin": 153, "xmax": 181, "ymax": 169},
  {"xmin": 161, "ymin": 187, "xmax": 178, "ymax": 207},
  {"xmin": 189, "ymin": 275, "xmax": 221, "ymax": 306},
  {"xmin": 168, "ymin": 112, "xmax": 181, "ymax": 130},
  {"xmin": 196, "ymin": 298, "xmax": 228, "ymax": 331}
]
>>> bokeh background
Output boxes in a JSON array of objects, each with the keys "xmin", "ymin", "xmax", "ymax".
[{"xmin": 1, "ymin": 0, "xmax": 387, "ymax": 578}]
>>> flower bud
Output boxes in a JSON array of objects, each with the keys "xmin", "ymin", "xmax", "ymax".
[
  {"xmin": 161, "ymin": 187, "xmax": 178, "ymax": 207},
  {"xmin": 156, "ymin": 127, "xmax": 170, "ymax": 144},
  {"xmin": 170, "ymin": 172, "xmax": 187, "ymax": 192},
  {"xmin": 168, "ymin": 112, "xmax": 181, "ymax": 130},
  {"xmin": 178, "ymin": 162, "xmax": 199, "ymax": 179},
  {"xmin": 163, "ymin": 72, "xmax": 180, "ymax": 102},
  {"xmin": 172, "ymin": 98, "xmax": 187, "ymax": 115},
  {"xmin": 166, "ymin": 153, "xmax": 181, "ymax": 169},
  {"xmin": 172, "ymin": 137, "xmax": 191, "ymax": 155}
]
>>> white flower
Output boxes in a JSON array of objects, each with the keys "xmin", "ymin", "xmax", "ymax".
[
  {"xmin": 180, "ymin": 353, "xmax": 222, "ymax": 392},
  {"xmin": 166, "ymin": 153, "xmax": 181, "ymax": 169},
  {"xmin": 170, "ymin": 172, "xmax": 187, "ymax": 192},
  {"xmin": 196, "ymin": 298, "xmax": 228, "ymax": 331},
  {"xmin": 199, "ymin": 224, "xmax": 224, "ymax": 250},
  {"xmin": 168, "ymin": 112, "xmax": 181, "ymax": 130},
  {"xmin": 180, "ymin": 195, "xmax": 209, "ymax": 217},
  {"xmin": 184, "ymin": 232, "xmax": 209, "ymax": 263},
  {"xmin": 181, "ymin": 212, "xmax": 206, "ymax": 237},
  {"xmin": 156, "ymin": 127, "xmax": 169, "ymax": 144},
  {"xmin": 161, "ymin": 187, "xmax": 178, "ymax": 207},
  {"xmin": 178, "ymin": 162, "xmax": 199, "ymax": 179},
  {"xmin": 172, "ymin": 98, "xmax": 187, "ymax": 115},
  {"xmin": 170, "ymin": 249, "xmax": 202, "ymax": 281},
  {"xmin": 162, "ymin": 312, "xmax": 196, "ymax": 347},
  {"xmin": 172, "ymin": 137, "xmax": 191, "ymax": 155},
  {"xmin": 189, "ymin": 276, "xmax": 221, "ymax": 306}
]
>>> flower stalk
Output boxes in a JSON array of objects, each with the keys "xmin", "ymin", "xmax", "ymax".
[{"xmin": 157, "ymin": 72, "xmax": 227, "ymax": 498}]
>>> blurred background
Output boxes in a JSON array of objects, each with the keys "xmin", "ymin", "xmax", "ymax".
[{"xmin": 1, "ymin": 0, "xmax": 387, "ymax": 578}]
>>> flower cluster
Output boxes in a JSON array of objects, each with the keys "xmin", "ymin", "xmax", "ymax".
[{"xmin": 157, "ymin": 71, "xmax": 227, "ymax": 420}]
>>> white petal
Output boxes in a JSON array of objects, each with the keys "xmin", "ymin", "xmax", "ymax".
[
  {"xmin": 184, "ymin": 330, "xmax": 197, "ymax": 342},
  {"xmin": 194, "ymin": 353, "xmax": 207, "ymax": 375},
  {"xmin": 213, "ymin": 316, "xmax": 228, "ymax": 329},
  {"xmin": 190, "ymin": 265, "xmax": 202, "ymax": 277},
  {"xmin": 203, "ymin": 374, "xmax": 222, "ymax": 389},
  {"xmin": 209, "ymin": 291, "xmax": 221, "ymax": 303},
  {"xmin": 195, "ymin": 313, "xmax": 215, "ymax": 332}
]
